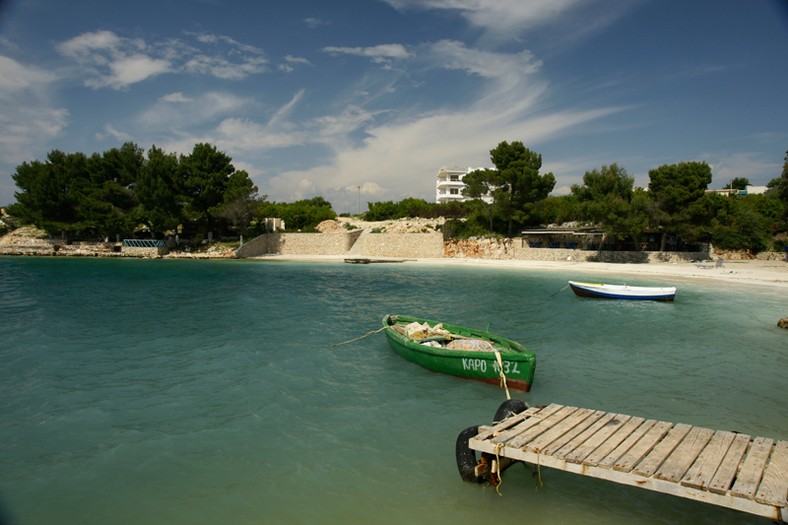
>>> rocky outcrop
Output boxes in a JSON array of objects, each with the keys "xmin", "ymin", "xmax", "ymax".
[
  {"xmin": 444, "ymin": 238, "xmax": 512, "ymax": 259},
  {"xmin": 0, "ymin": 226, "xmax": 56, "ymax": 255},
  {"xmin": 778, "ymin": 317, "xmax": 788, "ymax": 329}
]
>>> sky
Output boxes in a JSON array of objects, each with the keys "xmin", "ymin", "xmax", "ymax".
[{"xmin": 0, "ymin": 0, "xmax": 786, "ymax": 213}]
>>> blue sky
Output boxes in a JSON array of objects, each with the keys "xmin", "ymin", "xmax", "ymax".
[{"xmin": 0, "ymin": 0, "xmax": 786, "ymax": 213}]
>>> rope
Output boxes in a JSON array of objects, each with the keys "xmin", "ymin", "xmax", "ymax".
[
  {"xmin": 494, "ymin": 350, "xmax": 511, "ymax": 400},
  {"xmin": 494, "ymin": 442, "xmax": 504, "ymax": 496},
  {"xmin": 331, "ymin": 326, "xmax": 386, "ymax": 347}
]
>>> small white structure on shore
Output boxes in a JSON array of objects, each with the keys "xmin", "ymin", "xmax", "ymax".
[
  {"xmin": 435, "ymin": 167, "xmax": 493, "ymax": 204},
  {"xmin": 264, "ymin": 218, "xmax": 285, "ymax": 232}
]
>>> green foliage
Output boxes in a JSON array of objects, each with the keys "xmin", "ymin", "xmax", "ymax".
[
  {"xmin": 767, "ymin": 149, "xmax": 788, "ymax": 229},
  {"xmin": 180, "ymin": 143, "xmax": 235, "ymax": 231},
  {"xmin": 364, "ymin": 198, "xmax": 453, "ymax": 221},
  {"xmin": 729, "ymin": 177, "xmax": 750, "ymax": 191},
  {"xmin": 11, "ymin": 151, "xmax": 92, "ymax": 235},
  {"xmin": 10, "ymin": 141, "xmax": 255, "ymax": 239},
  {"xmin": 442, "ymin": 217, "xmax": 492, "ymax": 240},
  {"xmin": 213, "ymin": 170, "xmax": 261, "ymax": 234},
  {"xmin": 461, "ymin": 169, "xmax": 495, "ymax": 229},
  {"xmin": 474, "ymin": 141, "xmax": 556, "ymax": 236},
  {"xmin": 6, "ymin": 139, "xmax": 785, "ymax": 254},
  {"xmin": 536, "ymin": 195, "xmax": 581, "ymax": 226},
  {"xmin": 571, "ymin": 164, "xmax": 649, "ymax": 247},
  {"xmin": 254, "ymin": 196, "xmax": 336, "ymax": 232},
  {"xmin": 135, "ymin": 145, "xmax": 182, "ymax": 235},
  {"xmin": 648, "ymin": 161, "xmax": 713, "ymax": 248},
  {"xmin": 364, "ymin": 201, "xmax": 400, "ymax": 221},
  {"xmin": 710, "ymin": 207, "xmax": 771, "ymax": 252}
]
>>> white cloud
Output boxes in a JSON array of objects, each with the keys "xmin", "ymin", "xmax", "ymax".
[
  {"xmin": 215, "ymin": 118, "xmax": 306, "ymax": 151},
  {"xmin": 0, "ymin": 55, "xmax": 68, "ymax": 202},
  {"xmin": 267, "ymin": 90, "xmax": 305, "ymax": 128},
  {"xmin": 383, "ymin": 0, "xmax": 583, "ymax": 33},
  {"xmin": 0, "ymin": 55, "xmax": 57, "ymax": 95},
  {"xmin": 382, "ymin": 0, "xmax": 637, "ymax": 46},
  {"xmin": 284, "ymin": 55, "xmax": 311, "ymax": 66},
  {"xmin": 430, "ymin": 39, "xmax": 540, "ymax": 79},
  {"xmin": 707, "ymin": 151, "xmax": 781, "ymax": 188},
  {"xmin": 323, "ymin": 43, "xmax": 410, "ymax": 63},
  {"xmin": 279, "ymin": 55, "xmax": 311, "ymax": 73},
  {"xmin": 304, "ymin": 17, "xmax": 331, "ymax": 29},
  {"xmin": 183, "ymin": 52, "xmax": 266, "ymax": 80},
  {"xmin": 56, "ymin": 29, "xmax": 125, "ymax": 59},
  {"xmin": 96, "ymin": 123, "xmax": 133, "ymax": 142},
  {"xmin": 137, "ymin": 91, "xmax": 255, "ymax": 129},
  {"xmin": 261, "ymin": 89, "xmax": 623, "ymax": 211},
  {"xmin": 160, "ymin": 92, "xmax": 192, "ymax": 103},
  {"xmin": 99, "ymin": 54, "xmax": 171, "ymax": 89},
  {"xmin": 309, "ymin": 105, "xmax": 380, "ymax": 143},
  {"xmin": 56, "ymin": 30, "xmax": 268, "ymax": 89}
]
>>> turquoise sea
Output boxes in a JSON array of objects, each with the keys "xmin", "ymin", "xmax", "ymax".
[{"xmin": 0, "ymin": 256, "xmax": 785, "ymax": 525}]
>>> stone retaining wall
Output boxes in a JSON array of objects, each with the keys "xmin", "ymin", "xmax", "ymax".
[
  {"xmin": 121, "ymin": 246, "xmax": 169, "ymax": 258},
  {"xmin": 0, "ymin": 241, "xmax": 168, "ymax": 258},
  {"xmin": 235, "ymin": 230, "xmax": 363, "ymax": 257},
  {"xmin": 236, "ymin": 232, "xmax": 707, "ymax": 262},
  {"xmin": 6, "ymin": 229, "xmax": 772, "ymax": 263},
  {"xmin": 443, "ymin": 237, "xmax": 707, "ymax": 263},
  {"xmin": 354, "ymin": 232, "xmax": 444, "ymax": 258}
]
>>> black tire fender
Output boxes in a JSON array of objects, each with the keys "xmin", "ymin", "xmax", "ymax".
[
  {"xmin": 493, "ymin": 398, "xmax": 529, "ymax": 422},
  {"xmin": 456, "ymin": 425, "xmax": 488, "ymax": 483}
]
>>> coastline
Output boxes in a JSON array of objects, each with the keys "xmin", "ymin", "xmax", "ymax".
[
  {"xmin": 2, "ymin": 222, "xmax": 786, "ymax": 290},
  {"xmin": 254, "ymin": 254, "xmax": 788, "ymax": 291}
]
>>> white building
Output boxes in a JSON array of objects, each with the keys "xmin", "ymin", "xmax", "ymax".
[
  {"xmin": 706, "ymin": 185, "xmax": 769, "ymax": 197},
  {"xmin": 435, "ymin": 167, "xmax": 493, "ymax": 204}
]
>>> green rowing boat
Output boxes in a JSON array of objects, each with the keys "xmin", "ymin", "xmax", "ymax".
[{"xmin": 381, "ymin": 314, "xmax": 536, "ymax": 392}]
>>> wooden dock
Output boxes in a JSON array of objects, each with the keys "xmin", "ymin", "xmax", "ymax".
[{"xmin": 468, "ymin": 403, "xmax": 787, "ymax": 522}]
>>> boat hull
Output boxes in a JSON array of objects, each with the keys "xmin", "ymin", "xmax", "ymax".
[
  {"xmin": 568, "ymin": 281, "xmax": 676, "ymax": 301},
  {"xmin": 381, "ymin": 314, "xmax": 536, "ymax": 391}
]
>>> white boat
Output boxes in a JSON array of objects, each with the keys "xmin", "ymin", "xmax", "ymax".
[{"xmin": 568, "ymin": 280, "xmax": 676, "ymax": 301}]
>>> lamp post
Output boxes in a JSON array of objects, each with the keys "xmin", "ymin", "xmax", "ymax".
[{"xmin": 357, "ymin": 185, "xmax": 361, "ymax": 215}]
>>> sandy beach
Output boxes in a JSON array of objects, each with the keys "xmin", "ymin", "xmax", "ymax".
[
  {"xmin": 259, "ymin": 255, "xmax": 788, "ymax": 291},
  {"xmin": 2, "ymin": 221, "xmax": 786, "ymax": 290}
]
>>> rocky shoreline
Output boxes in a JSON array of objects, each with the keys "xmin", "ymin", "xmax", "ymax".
[
  {"xmin": 1, "ymin": 220, "xmax": 784, "ymax": 264},
  {"xmin": 0, "ymin": 225, "xmax": 237, "ymax": 259}
]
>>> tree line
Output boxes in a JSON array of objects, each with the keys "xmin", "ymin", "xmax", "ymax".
[
  {"xmin": 4, "ymin": 140, "xmax": 787, "ymax": 253},
  {"xmin": 4, "ymin": 142, "xmax": 336, "ymax": 243},
  {"xmin": 368, "ymin": 141, "xmax": 788, "ymax": 254}
]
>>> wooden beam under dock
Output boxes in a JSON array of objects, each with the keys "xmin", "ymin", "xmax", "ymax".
[{"xmin": 468, "ymin": 403, "xmax": 787, "ymax": 522}]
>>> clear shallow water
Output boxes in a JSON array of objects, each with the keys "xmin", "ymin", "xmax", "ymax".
[{"xmin": 0, "ymin": 257, "xmax": 785, "ymax": 524}]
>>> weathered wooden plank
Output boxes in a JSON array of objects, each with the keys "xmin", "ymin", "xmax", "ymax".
[
  {"xmin": 483, "ymin": 403, "xmax": 563, "ymax": 443},
  {"xmin": 466, "ymin": 405, "xmax": 788, "ymax": 522},
  {"xmin": 584, "ymin": 416, "xmax": 646, "ymax": 467},
  {"xmin": 542, "ymin": 410, "xmax": 606, "ymax": 456},
  {"xmin": 634, "ymin": 424, "xmax": 693, "ymax": 477},
  {"xmin": 754, "ymin": 439, "xmax": 787, "ymax": 506},
  {"xmin": 524, "ymin": 407, "xmax": 596, "ymax": 453},
  {"xmin": 655, "ymin": 426, "xmax": 715, "ymax": 482},
  {"xmin": 708, "ymin": 433, "xmax": 751, "ymax": 495},
  {"xmin": 564, "ymin": 414, "xmax": 632, "ymax": 464},
  {"xmin": 681, "ymin": 430, "xmax": 737, "ymax": 490},
  {"xmin": 551, "ymin": 411, "xmax": 615, "ymax": 460},
  {"xmin": 731, "ymin": 437, "xmax": 774, "ymax": 499},
  {"xmin": 474, "ymin": 405, "xmax": 545, "ymax": 441},
  {"xmin": 598, "ymin": 419, "xmax": 656, "ymax": 469},
  {"xmin": 506, "ymin": 405, "xmax": 578, "ymax": 449},
  {"xmin": 614, "ymin": 420, "xmax": 673, "ymax": 472}
]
